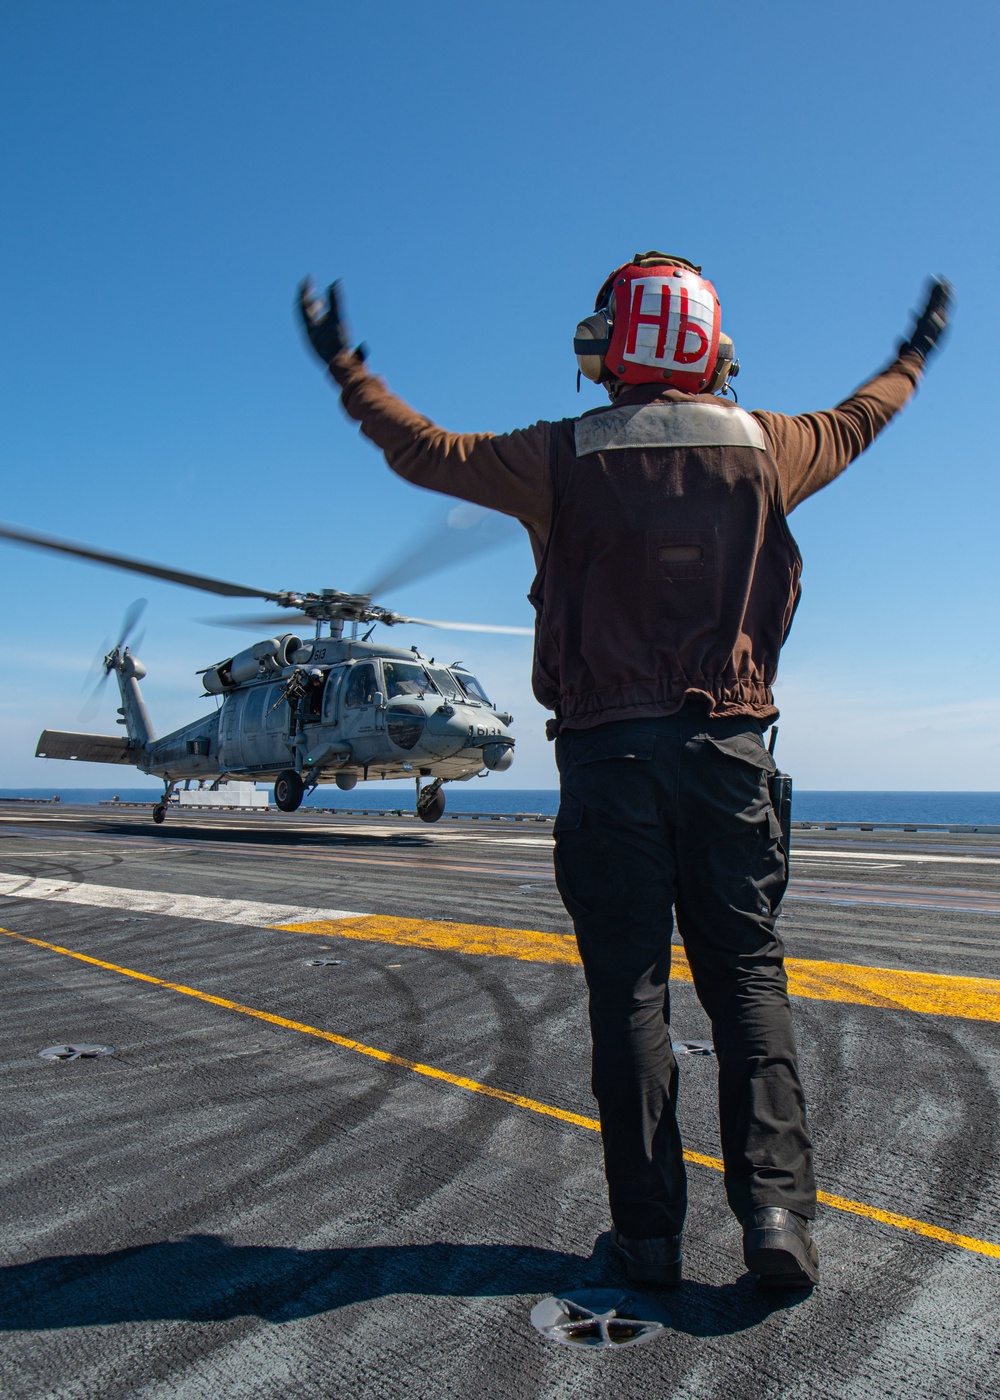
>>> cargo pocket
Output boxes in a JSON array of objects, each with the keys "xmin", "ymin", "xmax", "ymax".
[
  {"xmin": 698, "ymin": 731, "xmax": 776, "ymax": 822},
  {"xmin": 553, "ymin": 792, "xmax": 584, "ymax": 834},
  {"xmin": 702, "ymin": 731, "xmax": 777, "ymax": 776},
  {"xmin": 688, "ymin": 730, "xmax": 786, "ymax": 923},
  {"xmin": 554, "ymin": 730, "xmax": 656, "ymax": 920},
  {"xmin": 553, "ymin": 806, "xmax": 615, "ymax": 920}
]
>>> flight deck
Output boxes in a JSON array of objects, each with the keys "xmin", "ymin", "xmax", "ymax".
[{"xmin": 2, "ymin": 805, "xmax": 999, "ymax": 1398}]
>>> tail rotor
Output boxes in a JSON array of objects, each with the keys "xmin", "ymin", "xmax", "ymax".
[{"xmin": 79, "ymin": 599, "xmax": 147, "ymax": 723}]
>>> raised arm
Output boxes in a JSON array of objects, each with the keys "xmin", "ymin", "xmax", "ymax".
[
  {"xmin": 751, "ymin": 279, "xmax": 952, "ymax": 513},
  {"xmin": 298, "ymin": 279, "xmax": 553, "ymax": 552}
]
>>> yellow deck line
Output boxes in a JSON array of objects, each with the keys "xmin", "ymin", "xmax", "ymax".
[
  {"xmin": 273, "ymin": 914, "xmax": 1000, "ymax": 1025},
  {"xmin": 4, "ymin": 923, "xmax": 999, "ymax": 1262},
  {"xmin": 277, "ymin": 915, "xmax": 584, "ymax": 966}
]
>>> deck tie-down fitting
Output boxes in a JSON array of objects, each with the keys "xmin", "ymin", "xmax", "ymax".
[
  {"xmin": 38, "ymin": 1044, "xmax": 114, "ymax": 1062},
  {"xmin": 671, "ymin": 1039, "xmax": 714, "ymax": 1056},
  {"xmin": 531, "ymin": 1290, "xmax": 668, "ymax": 1349}
]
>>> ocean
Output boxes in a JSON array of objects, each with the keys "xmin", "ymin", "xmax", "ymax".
[{"xmin": 4, "ymin": 787, "xmax": 1000, "ymax": 825}]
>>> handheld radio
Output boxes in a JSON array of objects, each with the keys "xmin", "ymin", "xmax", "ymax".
[{"xmin": 767, "ymin": 726, "xmax": 792, "ymax": 869}]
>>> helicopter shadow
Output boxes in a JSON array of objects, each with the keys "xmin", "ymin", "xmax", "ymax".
[{"xmin": 1, "ymin": 1235, "xmax": 804, "ymax": 1334}]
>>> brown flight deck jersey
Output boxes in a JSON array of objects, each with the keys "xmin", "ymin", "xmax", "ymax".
[{"xmin": 330, "ymin": 349, "xmax": 923, "ymax": 733}]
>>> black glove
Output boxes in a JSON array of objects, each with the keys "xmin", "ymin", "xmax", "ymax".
[
  {"xmin": 298, "ymin": 278, "xmax": 368, "ymax": 366},
  {"xmin": 900, "ymin": 277, "xmax": 953, "ymax": 361}
]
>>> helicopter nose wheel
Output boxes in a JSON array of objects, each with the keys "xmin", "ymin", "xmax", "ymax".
[
  {"xmin": 274, "ymin": 769, "xmax": 305, "ymax": 813},
  {"xmin": 416, "ymin": 777, "xmax": 446, "ymax": 823}
]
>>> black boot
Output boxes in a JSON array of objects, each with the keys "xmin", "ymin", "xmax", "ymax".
[
  {"xmin": 608, "ymin": 1230, "xmax": 683, "ymax": 1288},
  {"xmin": 742, "ymin": 1207, "xmax": 819, "ymax": 1287}
]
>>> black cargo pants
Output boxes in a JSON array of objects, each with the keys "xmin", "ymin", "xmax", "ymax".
[{"xmin": 554, "ymin": 708, "xmax": 816, "ymax": 1238}]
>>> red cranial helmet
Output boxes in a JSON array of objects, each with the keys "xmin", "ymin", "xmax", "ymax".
[{"xmin": 574, "ymin": 252, "xmax": 735, "ymax": 395}]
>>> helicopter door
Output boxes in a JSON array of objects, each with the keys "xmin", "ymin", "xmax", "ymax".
[
  {"xmin": 218, "ymin": 690, "xmax": 246, "ymax": 769},
  {"xmin": 262, "ymin": 681, "xmax": 291, "ymax": 764},
  {"xmin": 337, "ymin": 662, "xmax": 382, "ymax": 747},
  {"xmin": 237, "ymin": 683, "xmax": 271, "ymax": 768},
  {"xmin": 234, "ymin": 683, "xmax": 290, "ymax": 770},
  {"xmin": 322, "ymin": 667, "xmax": 347, "ymax": 724}
]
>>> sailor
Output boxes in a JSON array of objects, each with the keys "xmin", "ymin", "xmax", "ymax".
[{"xmin": 299, "ymin": 257, "xmax": 950, "ymax": 1289}]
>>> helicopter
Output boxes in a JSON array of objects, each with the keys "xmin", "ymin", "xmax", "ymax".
[{"xmin": 0, "ymin": 518, "xmax": 532, "ymax": 824}]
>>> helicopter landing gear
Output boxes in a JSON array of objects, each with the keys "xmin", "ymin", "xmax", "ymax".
[
  {"xmin": 151, "ymin": 780, "xmax": 176, "ymax": 825},
  {"xmin": 274, "ymin": 769, "xmax": 305, "ymax": 813},
  {"xmin": 416, "ymin": 777, "xmax": 446, "ymax": 823}
]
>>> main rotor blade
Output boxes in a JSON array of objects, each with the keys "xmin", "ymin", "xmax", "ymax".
[
  {"xmin": 360, "ymin": 503, "xmax": 521, "ymax": 598},
  {"xmin": 0, "ymin": 523, "xmax": 278, "ymax": 601},
  {"xmin": 199, "ymin": 612, "xmax": 314, "ymax": 631},
  {"xmin": 199, "ymin": 610, "xmax": 532, "ymax": 636},
  {"xmin": 396, "ymin": 616, "xmax": 534, "ymax": 636}
]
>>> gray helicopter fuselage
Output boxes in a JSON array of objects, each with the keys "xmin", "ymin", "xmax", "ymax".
[
  {"xmin": 13, "ymin": 513, "xmax": 529, "ymax": 817},
  {"xmin": 135, "ymin": 636, "xmax": 514, "ymax": 788}
]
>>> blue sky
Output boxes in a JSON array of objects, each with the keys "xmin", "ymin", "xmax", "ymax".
[{"xmin": 1, "ymin": 1, "xmax": 997, "ymax": 789}]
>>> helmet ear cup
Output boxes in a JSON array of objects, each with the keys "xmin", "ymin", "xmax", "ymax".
[
  {"xmin": 574, "ymin": 310, "xmax": 613, "ymax": 383},
  {"xmin": 708, "ymin": 333, "xmax": 736, "ymax": 393}
]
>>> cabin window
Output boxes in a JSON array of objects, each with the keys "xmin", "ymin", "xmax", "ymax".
[
  {"xmin": 344, "ymin": 664, "xmax": 378, "ymax": 708},
  {"xmin": 264, "ymin": 685, "xmax": 286, "ymax": 730},
  {"xmin": 241, "ymin": 685, "xmax": 268, "ymax": 733}
]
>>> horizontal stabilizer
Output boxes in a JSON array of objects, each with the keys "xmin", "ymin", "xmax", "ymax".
[{"xmin": 36, "ymin": 730, "xmax": 138, "ymax": 765}]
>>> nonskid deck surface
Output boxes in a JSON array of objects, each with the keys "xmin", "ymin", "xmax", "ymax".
[{"xmin": 2, "ymin": 807, "xmax": 999, "ymax": 1399}]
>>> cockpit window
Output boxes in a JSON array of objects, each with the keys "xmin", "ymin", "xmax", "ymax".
[
  {"xmin": 428, "ymin": 667, "xmax": 462, "ymax": 700},
  {"xmin": 383, "ymin": 661, "xmax": 436, "ymax": 699},
  {"xmin": 453, "ymin": 669, "xmax": 490, "ymax": 704}
]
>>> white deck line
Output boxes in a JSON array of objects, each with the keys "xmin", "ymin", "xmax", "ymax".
[
  {"xmin": 795, "ymin": 848, "xmax": 1000, "ymax": 866},
  {"xmin": 0, "ymin": 873, "xmax": 361, "ymax": 926}
]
